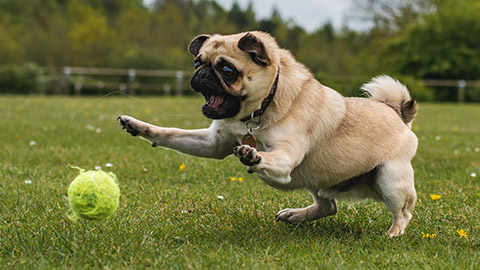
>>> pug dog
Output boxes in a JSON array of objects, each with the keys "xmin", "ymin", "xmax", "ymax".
[{"xmin": 118, "ymin": 31, "xmax": 418, "ymax": 237}]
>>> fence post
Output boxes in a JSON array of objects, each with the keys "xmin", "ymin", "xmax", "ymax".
[
  {"xmin": 458, "ymin": 80, "xmax": 466, "ymax": 103},
  {"xmin": 175, "ymin": 71, "xmax": 184, "ymax": 95},
  {"xmin": 74, "ymin": 82, "xmax": 82, "ymax": 95},
  {"xmin": 61, "ymin": 67, "xmax": 72, "ymax": 95},
  {"xmin": 128, "ymin": 69, "xmax": 136, "ymax": 95}
]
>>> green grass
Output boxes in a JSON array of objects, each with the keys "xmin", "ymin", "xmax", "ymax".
[{"xmin": 1, "ymin": 95, "xmax": 479, "ymax": 269}]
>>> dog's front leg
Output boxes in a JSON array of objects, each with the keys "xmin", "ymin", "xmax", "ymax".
[
  {"xmin": 233, "ymin": 141, "xmax": 306, "ymax": 185},
  {"xmin": 118, "ymin": 115, "xmax": 236, "ymax": 159}
]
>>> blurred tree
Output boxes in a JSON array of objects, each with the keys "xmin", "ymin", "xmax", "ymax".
[
  {"xmin": 259, "ymin": 7, "xmax": 282, "ymax": 34},
  {"xmin": 389, "ymin": 0, "xmax": 480, "ymax": 79},
  {"xmin": 115, "ymin": 7, "xmax": 152, "ymax": 49},
  {"xmin": 0, "ymin": 0, "xmax": 476, "ymax": 101},
  {"xmin": 67, "ymin": 1, "xmax": 118, "ymax": 67},
  {"xmin": 353, "ymin": 0, "xmax": 436, "ymax": 35},
  {"xmin": 228, "ymin": 2, "xmax": 257, "ymax": 31},
  {"xmin": 0, "ymin": 21, "xmax": 23, "ymax": 64}
]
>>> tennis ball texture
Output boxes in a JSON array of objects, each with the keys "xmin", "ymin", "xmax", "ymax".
[{"xmin": 68, "ymin": 167, "xmax": 120, "ymax": 221}]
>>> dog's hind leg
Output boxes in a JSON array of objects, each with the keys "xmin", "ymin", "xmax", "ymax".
[
  {"xmin": 275, "ymin": 190, "xmax": 337, "ymax": 224},
  {"xmin": 374, "ymin": 161, "xmax": 416, "ymax": 237}
]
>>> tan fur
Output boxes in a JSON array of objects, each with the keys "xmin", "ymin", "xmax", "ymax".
[{"xmin": 118, "ymin": 31, "xmax": 418, "ymax": 237}]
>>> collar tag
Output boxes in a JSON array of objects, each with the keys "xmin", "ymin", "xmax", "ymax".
[{"xmin": 241, "ymin": 132, "xmax": 257, "ymax": 147}]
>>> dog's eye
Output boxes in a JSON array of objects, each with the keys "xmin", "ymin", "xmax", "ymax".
[{"xmin": 221, "ymin": 65, "xmax": 235, "ymax": 77}]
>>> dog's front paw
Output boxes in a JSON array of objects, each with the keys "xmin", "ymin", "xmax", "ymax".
[
  {"xmin": 233, "ymin": 145, "xmax": 262, "ymax": 172},
  {"xmin": 118, "ymin": 115, "xmax": 149, "ymax": 137}
]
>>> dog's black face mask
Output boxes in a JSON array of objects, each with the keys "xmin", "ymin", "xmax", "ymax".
[{"xmin": 190, "ymin": 65, "xmax": 242, "ymax": 119}]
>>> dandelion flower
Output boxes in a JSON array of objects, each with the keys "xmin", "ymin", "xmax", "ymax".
[
  {"xmin": 238, "ymin": 177, "xmax": 243, "ymax": 182},
  {"xmin": 421, "ymin": 232, "xmax": 437, "ymax": 238},
  {"xmin": 457, "ymin": 229, "xmax": 468, "ymax": 238},
  {"xmin": 430, "ymin": 194, "xmax": 441, "ymax": 201},
  {"xmin": 179, "ymin": 164, "xmax": 186, "ymax": 171},
  {"xmin": 230, "ymin": 177, "xmax": 237, "ymax": 181}
]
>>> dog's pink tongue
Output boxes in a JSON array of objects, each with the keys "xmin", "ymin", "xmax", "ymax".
[{"xmin": 208, "ymin": 95, "xmax": 224, "ymax": 108}]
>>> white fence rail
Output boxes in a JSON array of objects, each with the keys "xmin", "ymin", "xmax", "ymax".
[
  {"xmin": 47, "ymin": 67, "xmax": 479, "ymax": 102},
  {"xmin": 47, "ymin": 67, "xmax": 192, "ymax": 95}
]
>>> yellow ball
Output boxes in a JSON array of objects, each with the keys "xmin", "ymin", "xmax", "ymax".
[{"xmin": 68, "ymin": 167, "xmax": 120, "ymax": 221}]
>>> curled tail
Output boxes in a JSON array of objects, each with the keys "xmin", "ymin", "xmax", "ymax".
[{"xmin": 361, "ymin": 75, "xmax": 418, "ymax": 128}]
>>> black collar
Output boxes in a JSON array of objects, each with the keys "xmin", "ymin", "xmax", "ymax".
[{"xmin": 240, "ymin": 68, "xmax": 280, "ymax": 122}]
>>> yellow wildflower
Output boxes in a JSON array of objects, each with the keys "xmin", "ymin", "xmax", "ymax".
[
  {"xmin": 421, "ymin": 232, "xmax": 437, "ymax": 238},
  {"xmin": 457, "ymin": 229, "xmax": 468, "ymax": 238},
  {"xmin": 230, "ymin": 177, "xmax": 237, "ymax": 181},
  {"xmin": 238, "ymin": 177, "xmax": 243, "ymax": 182},
  {"xmin": 179, "ymin": 164, "xmax": 186, "ymax": 171},
  {"xmin": 430, "ymin": 194, "xmax": 441, "ymax": 201}
]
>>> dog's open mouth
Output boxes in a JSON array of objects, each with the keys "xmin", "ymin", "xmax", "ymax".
[
  {"xmin": 190, "ymin": 66, "xmax": 243, "ymax": 119},
  {"xmin": 207, "ymin": 95, "xmax": 225, "ymax": 108},
  {"xmin": 201, "ymin": 92, "xmax": 241, "ymax": 119}
]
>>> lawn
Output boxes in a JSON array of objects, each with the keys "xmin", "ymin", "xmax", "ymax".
[{"xmin": 1, "ymin": 95, "xmax": 479, "ymax": 269}]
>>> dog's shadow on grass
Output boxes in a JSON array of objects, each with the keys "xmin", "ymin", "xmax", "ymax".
[
  {"xmin": 263, "ymin": 217, "xmax": 381, "ymax": 242},
  {"xmin": 172, "ymin": 214, "xmax": 385, "ymax": 246}
]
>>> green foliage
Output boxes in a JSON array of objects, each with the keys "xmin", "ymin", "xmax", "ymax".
[
  {"xmin": 388, "ymin": 0, "xmax": 480, "ymax": 79},
  {"xmin": 0, "ymin": 0, "xmax": 374, "ymax": 76},
  {"xmin": 228, "ymin": 2, "xmax": 257, "ymax": 31},
  {"xmin": 396, "ymin": 76, "xmax": 435, "ymax": 102},
  {"xmin": 0, "ymin": 0, "xmax": 478, "ymax": 101},
  {"xmin": 0, "ymin": 63, "xmax": 42, "ymax": 94},
  {"xmin": 466, "ymin": 86, "xmax": 480, "ymax": 102},
  {"xmin": 121, "ymin": 49, "xmax": 170, "ymax": 69},
  {"xmin": 69, "ymin": 15, "xmax": 119, "ymax": 67},
  {"xmin": 1, "ymin": 96, "xmax": 480, "ymax": 268},
  {"xmin": 0, "ymin": 23, "xmax": 23, "ymax": 64}
]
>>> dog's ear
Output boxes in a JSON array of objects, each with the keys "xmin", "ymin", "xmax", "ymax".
[
  {"xmin": 188, "ymin": 35, "xmax": 211, "ymax": 56},
  {"xmin": 238, "ymin": 33, "xmax": 270, "ymax": 66}
]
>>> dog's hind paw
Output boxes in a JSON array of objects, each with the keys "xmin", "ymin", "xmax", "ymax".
[{"xmin": 276, "ymin": 199, "xmax": 338, "ymax": 224}]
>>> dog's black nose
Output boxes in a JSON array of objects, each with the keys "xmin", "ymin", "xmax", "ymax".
[
  {"xmin": 197, "ymin": 66, "xmax": 215, "ymax": 81},
  {"xmin": 196, "ymin": 68, "xmax": 208, "ymax": 81},
  {"xmin": 190, "ymin": 66, "xmax": 216, "ymax": 92}
]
